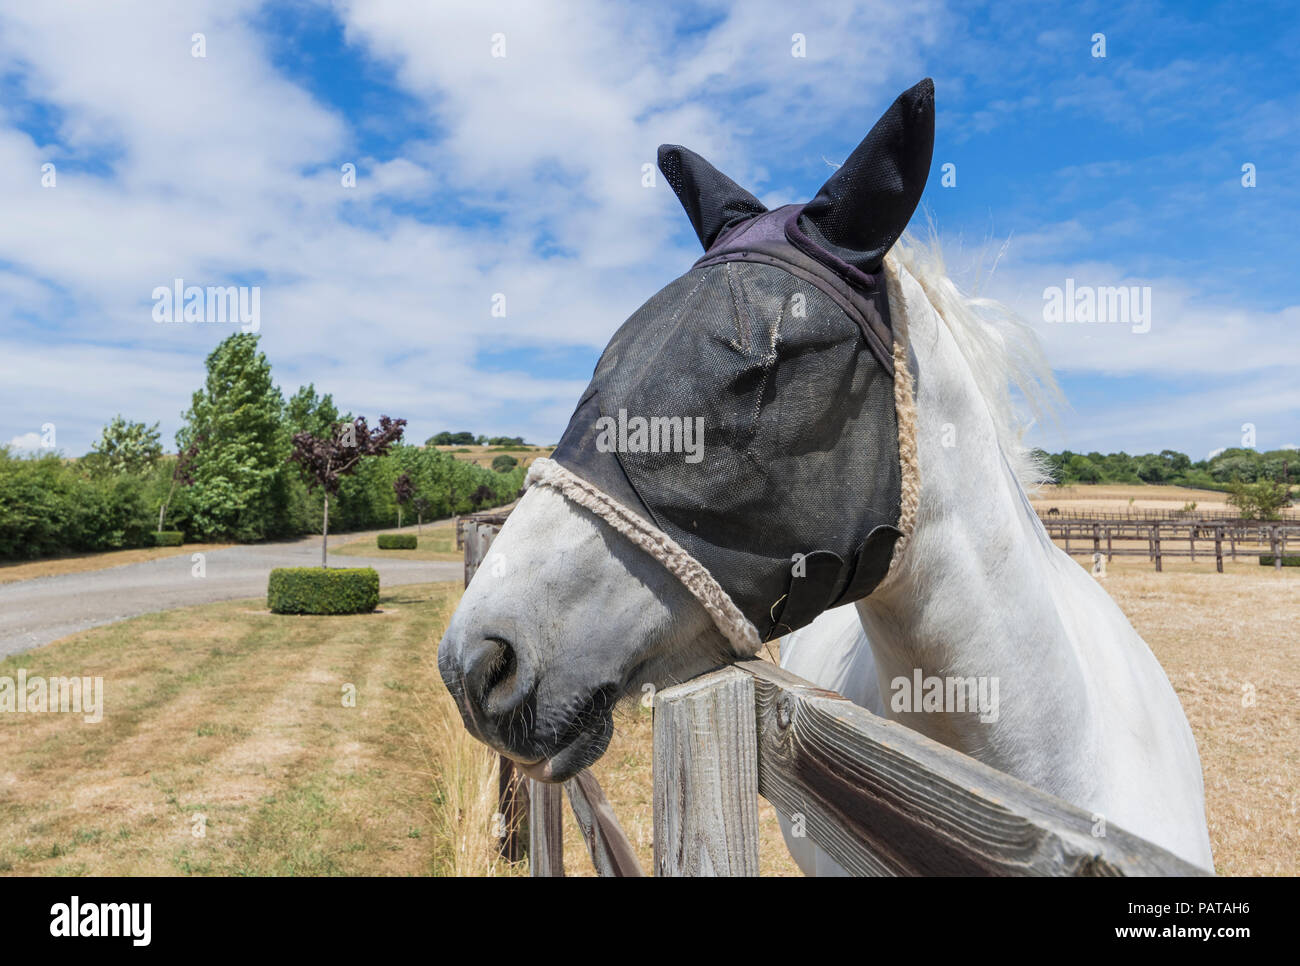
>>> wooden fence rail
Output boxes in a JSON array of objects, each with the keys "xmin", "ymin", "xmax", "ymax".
[
  {"xmin": 1038, "ymin": 507, "xmax": 1298, "ymax": 522},
  {"xmin": 460, "ymin": 517, "xmax": 1210, "ymax": 876},
  {"xmin": 1040, "ymin": 517, "xmax": 1298, "ymax": 571}
]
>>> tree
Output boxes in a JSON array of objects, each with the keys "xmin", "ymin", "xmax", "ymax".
[
  {"xmin": 491, "ymin": 454, "xmax": 518, "ymax": 473},
  {"xmin": 289, "ymin": 415, "xmax": 406, "ymax": 566},
  {"xmin": 428, "ymin": 431, "xmax": 476, "ymax": 446},
  {"xmin": 287, "ymin": 384, "xmax": 347, "ymax": 439},
  {"xmin": 89, "ymin": 416, "xmax": 162, "ymax": 476},
  {"xmin": 1064, "ymin": 454, "xmax": 1101, "ymax": 484},
  {"xmin": 158, "ymin": 438, "xmax": 201, "ymax": 532},
  {"xmin": 177, "ymin": 334, "xmax": 289, "ymax": 540},
  {"xmin": 1227, "ymin": 476, "xmax": 1291, "ymax": 521},
  {"xmin": 412, "ymin": 496, "xmax": 430, "ymax": 533},
  {"xmin": 393, "ymin": 471, "xmax": 415, "ymax": 529}
]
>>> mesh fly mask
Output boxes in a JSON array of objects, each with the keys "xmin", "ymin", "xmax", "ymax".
[{"xmin": 528, "ymin": 79, "xmax": 934, "ymax": 654}]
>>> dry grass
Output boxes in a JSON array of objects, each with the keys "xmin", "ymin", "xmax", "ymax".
[
  {"xmin": 0, "ymin": 582, "xmax": 514, "ymax": 876},
  {"xmin": 1031, "ymin": 483, "xmax": 1233, "ymax": 513},
  {"xmin": 0, "ymin": 543, "xmax": 231, "ymax": 585},
  {"xmin": 2, "ymin": 563, "xmax": 1292, "ymax": 876},
  {"xmin": 435, "ymin": 445, "xmax": 552, "ymax": 470},
  {"xmin": 1078, "ymin": 561, "xmax": 1299, "ymax": 875}
]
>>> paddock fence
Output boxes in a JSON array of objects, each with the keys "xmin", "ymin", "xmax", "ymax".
[
  {"xmin": 1041, "ymin": 518, "xmax": 1299, "ymax": 571},
  {"xmin": 1037, "ymin": 507, "xmax": 1298, "ymax": 522},
  {"xmin": 459, "ymin": 518, "xmax": 1208, "ymax": 877}
]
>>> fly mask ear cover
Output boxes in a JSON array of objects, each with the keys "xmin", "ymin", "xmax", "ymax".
[{"xmin": 530, "ymin": 79, "xmax": 934, "ymax": 654}]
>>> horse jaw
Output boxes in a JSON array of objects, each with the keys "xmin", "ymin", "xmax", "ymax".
[{"xmin": 438, "ymin": 484, "xmax": 731, "ymax": 781}]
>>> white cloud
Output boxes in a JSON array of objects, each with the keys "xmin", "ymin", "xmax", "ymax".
[
  {"xmin": 0, "ymin": 0, "xmax": 942, "ymax": 454},
  {"xmin": 0, "ymin": 0, "xmax": 1291, "ymax": 464},
  {"xmin": 6, "ymin": 433, "xmax": 43, "ymax": 452}
]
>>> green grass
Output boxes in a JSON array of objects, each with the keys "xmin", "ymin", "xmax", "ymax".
[{"xmin": 0, "ymin": 582, "xmax": 520, "ymax": 876}]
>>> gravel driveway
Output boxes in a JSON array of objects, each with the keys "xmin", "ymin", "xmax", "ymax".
[{"xmin": 0, "ymin": 531, "xmax": 462, "ymax": 658}]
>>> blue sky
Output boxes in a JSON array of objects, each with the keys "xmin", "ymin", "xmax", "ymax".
[{"xmin": 1, "ymin": 0, "xmax": 1297, "ymax": 460}]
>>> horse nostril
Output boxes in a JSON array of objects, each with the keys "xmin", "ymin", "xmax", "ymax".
[{"xmin": 463, "ymin": 636, "xmax": 530, "ymax": 722}]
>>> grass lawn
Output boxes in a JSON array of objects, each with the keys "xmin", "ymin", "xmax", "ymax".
[
  {"xmin": 0, "ymin": 576, "xmax": 799, "ymax": 876},
  {"xmin": 0, "ymin": 582, "xmax": 515, "ymax": 875},
  {"xmin": 333, "ymin": 519, "xmax": 460, "ymax": 562},
  {"xmin": 7, "ymin": 557, "xmax": 1284, "ymax": 875},
  {"xmin": 0, "ymin": 543, "xmax": 232, "ymax": 586}
]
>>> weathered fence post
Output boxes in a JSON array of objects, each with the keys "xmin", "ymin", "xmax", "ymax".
[
  {"xmin": 528, "ymin": 780, "xmax": 565, "ymax": 877},
  {"xmin": 653, "ymin": 666, "xmax": 760, "ymax": 876},
  {"xmin": 1215, "ymin": 525, "xmax": 1223, "ymax": 574},
  {"xmin": 1153, "ymin": 527, "xmax": 1162, "ymax": 572}
]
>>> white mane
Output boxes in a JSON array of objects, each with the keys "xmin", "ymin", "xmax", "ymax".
[{"xmin": 891, "ymin": 232, "xmax": 1061, "ymax": 490}]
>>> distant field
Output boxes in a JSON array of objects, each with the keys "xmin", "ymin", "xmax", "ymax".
[
  {"xmin": 1031, "ymin": 483, "xmax": 1232, "ymax": 513},
  {"xmin": 436, "ymin": 445, "xmax": 552, "ymax": 469}
]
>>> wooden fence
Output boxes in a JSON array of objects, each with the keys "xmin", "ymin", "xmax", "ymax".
[
  {"xmin": 459, "ymin": 518, "xmax": 1208, "ymax": 876},
  {"xmin": 1038, "ymin": 507, "xmax": 1298, "ymax": 522},
  {"xmin": 1041, "ymin": 518, "xmax": 1299, "ymax": 572}
]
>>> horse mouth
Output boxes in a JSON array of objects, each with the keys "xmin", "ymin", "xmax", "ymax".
[{"xmin": 513, "ymin": 684, "xmax": 618, "ymax": 783}]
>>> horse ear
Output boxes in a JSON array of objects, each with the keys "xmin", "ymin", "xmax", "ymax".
[
  {"xmin": 658, "ymin": 144, "xmax": 767, "ymax": 250},
  {"xmin": 800, "ymin": 78, "xmax": 935, "ymax": 273}
]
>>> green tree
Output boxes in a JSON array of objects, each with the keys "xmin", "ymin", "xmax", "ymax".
[
  {"xmin": 491, "ymin": 454, "xmax": 518, "ymax": 473},
  {"xmin": 87, "ymin": 415, "xmax": 162, "ymax": 476},
  {"xmin": 1227, "ymin": 476, "xmax": 1292, "ymax": 520},
  {"xmin": 287, "ymin": 384, "xmax": 347, "ymax": 439},
  {"xmin": 177, "ymin": 333, "xmax": 289, "ymax": 540}
]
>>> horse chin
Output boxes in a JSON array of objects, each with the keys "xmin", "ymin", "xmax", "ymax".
[{"xmin": 515, "ymin": 714, "xmax": 614, "ymax": 783}]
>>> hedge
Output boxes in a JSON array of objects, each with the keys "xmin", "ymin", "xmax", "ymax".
[
  {"xmin": 267, "ymin": 567, "xmax": 379, "ymax": 614},
  {"xmin": 1258, "ymin": 554, "xmax": 1300, "ymax": 567},
  {"xmin": 377, "ymin": 533, "xmax": 417, "ymax": 550},
  {"xmin": 153, "ymin": 531, "xmax": 184, "ymax": 547}
]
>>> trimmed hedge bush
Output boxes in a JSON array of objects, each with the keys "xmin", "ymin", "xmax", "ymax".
[
  {"xmin": 153, "ymin": 531, "xmax": 184, "ymax": 547},
  {"xmin": 267, "ymin": 567, "xmax": 379, "ymax": 614},
  {"xmin": 1258, "ymin": 554, "xmax": 1300, "ymax": 567},
  {"xmin": 377, "ymin": 533, "xmax": 417, "ymax": 550}
]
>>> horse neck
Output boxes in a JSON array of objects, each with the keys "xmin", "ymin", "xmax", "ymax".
[{"xmin": 856, "ymin": 278, "xmax": 1093, "ymax": 795}]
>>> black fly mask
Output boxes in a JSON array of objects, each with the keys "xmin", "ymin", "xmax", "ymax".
[{"xmin": 528, "ymin": 79, "xmax": 935, "ymax": 653}]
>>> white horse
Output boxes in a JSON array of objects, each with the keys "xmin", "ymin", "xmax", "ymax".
[{"xmin": 439, "ymin": 83, "xmax": 1214, "ymax": 874}]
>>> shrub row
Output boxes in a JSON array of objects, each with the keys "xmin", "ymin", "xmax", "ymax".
[
  {"xmin": 153, "ymin": 531, "xmax": 184, "ymax": 547},
  {"xmin": 1258, "ymin": 554, "xmax": 1300, "ymax": 567},
  {"xmin": 377, "ymin": 533, "xmax": 417, "ymax": 550},
  {"xmin": 267, "ymin": 567, "xmax": 379, "ymax": 614}
]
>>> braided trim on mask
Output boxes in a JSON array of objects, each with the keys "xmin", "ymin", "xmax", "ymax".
[
  {"xmin": 881, "ymin": 253, "xmax": 920, "ymax": 584},
  {"xmin": 525, "ymin": 457, "xmax": 761, "ymax": 656}
]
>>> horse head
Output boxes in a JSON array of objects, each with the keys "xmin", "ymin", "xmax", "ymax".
[{"xmin": 439, "ymin": 79, "xmax": 934, "ymax": 781}]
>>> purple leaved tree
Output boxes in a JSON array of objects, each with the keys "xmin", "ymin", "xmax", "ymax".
[
  {"xmin": 393, "ymin": 471, "xmax": 415, "ymax": 530},
  {"xmin": 289, "ymin": 415, "xmax": 406, "ymax": 567}
]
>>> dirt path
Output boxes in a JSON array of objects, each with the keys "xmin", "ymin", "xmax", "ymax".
[{"xmin": 0, "ymin": 528, "xmax": 460, "ymax": 658}]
